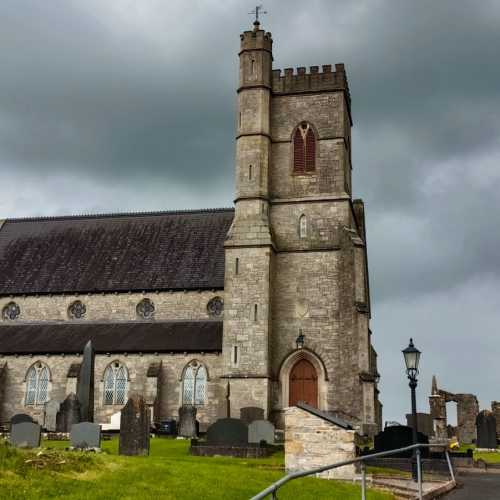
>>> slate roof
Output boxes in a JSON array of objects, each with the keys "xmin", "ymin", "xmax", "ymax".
[
  {"xmin": 0, "ymin": 208, "xmax": 234, "ymax": 296},
  {"xmin": 0, "ymin": 320, "xmax": 222, "ymax": 354},
  {"xmin": 296, "ymin": 402, "xmax": 354, "ymax": 430}
]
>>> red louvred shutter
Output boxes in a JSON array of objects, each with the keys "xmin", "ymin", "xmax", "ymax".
[
  {"xmin": 305, "ymin": 127, "xmax": 315, "ymax": 171},
  {"xmin": 293, "ymin": 128, "xmax": 305, "ymax": 172}
]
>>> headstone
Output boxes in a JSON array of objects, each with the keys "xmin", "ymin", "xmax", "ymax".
[
  {"xmin": 77, "ymin": 340, "xmax": 95, "ymax": 422},
  {"xmin": 10, "ymin": 413, "xmax": 35, "ymax": 425},
  {"xmin": 119, "ymin": 394, "xmax": 150, "ymax": 456},
  {"xmin": 374, "ymin": 425, "xmax": 429, "ymax": 458},
  {"xmin": 248, "ymin": 420, "xmax": 275, "ymax": 445},
  {"xmin": 206, "ymin": 418, "xmax": 248, "ymax": 446},
  {"xmin": 240, "ymin": 407, "xmax": 265, "ymax": 426},
  {"xmin": 70, "ymin": 422, "xmax": 101, "ymax": 449},
  {"xmin": 43, "ymin": 400, "xmax": 61, "ymax": 432},
  {"xmin": 178, "ymin": 405, "xmax": 197, "ymax": 438},
  {"xmin": 10, "ymin": 422, "xmax": 41, "ymax": 448},
  {"xmin": 56, "ymin": 393, "xmax": 81, "ymax": 432},
  {"xmin": 476, "ymin": 410, "xmax": 497, "ymax": 449}
]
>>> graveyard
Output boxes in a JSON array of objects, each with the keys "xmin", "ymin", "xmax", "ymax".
[{"xmin": 0, "ymin": 437, "xmax": 395, "ymax": 500}]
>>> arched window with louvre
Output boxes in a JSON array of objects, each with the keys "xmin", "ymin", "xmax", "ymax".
[
  {"xmin": 293, "ymin": 122, "xmax": 316, "ymax": 173},
  {"xmin": 25, "ymin": 362, "xmax": 50, "ymax": 405},
  {"xmin": 103, "ymin": 362, "xmax": 128, "ymax": 405}
]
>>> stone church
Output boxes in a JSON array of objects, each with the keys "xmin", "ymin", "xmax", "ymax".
[{"xmin": 0, "ymin": 21, "xmax": 382, "ymax": 436}]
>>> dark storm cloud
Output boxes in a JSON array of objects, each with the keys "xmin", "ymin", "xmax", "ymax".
[{"xmin": 0, "ymin": 0, "xmax": 499, "ymax": 422}]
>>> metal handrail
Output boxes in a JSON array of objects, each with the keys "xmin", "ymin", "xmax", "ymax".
[{"xmin": 250, "ymin": 443, "xmax": 455, "ymax": 500}]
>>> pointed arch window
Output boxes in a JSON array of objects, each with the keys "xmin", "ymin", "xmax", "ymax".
[
  {"xmin": 103, "ymin": 362, "xmax": 128, "ymax": 405},
  {"xmin": 293, "ymin": 122, "xmax": 316, "ymax": 173},
  {"xmin": 25, "ymin": 362, "xmax": 49, "ymax": 405},
  {"xmin": 182, "ymin": 361, "xmax": 207, "ymax": 405}
]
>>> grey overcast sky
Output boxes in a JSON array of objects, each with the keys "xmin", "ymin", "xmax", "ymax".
[{"xmin": 1, "ymin": 0, "xmax": 499, "ymax": 424}]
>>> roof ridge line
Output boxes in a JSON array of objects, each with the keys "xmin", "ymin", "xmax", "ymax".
[{"xmin": 4, "ymin": 207, "xmax": 235, "ymax": 223}]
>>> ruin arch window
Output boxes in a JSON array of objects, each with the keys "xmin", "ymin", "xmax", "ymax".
[
  {"xmin": 299, "ymin": 214, "xmax": 307, "ymax": 238},
  {"xmin": 136, "ymin": 298, "xmax": 155, "ymax": 319},
  {"xmin": 182, "ymin": 361, "xmax": 207, "ymax": 406},
  {"xmin": 2, "ymin": 301, "xmax": 20, "ymax": 320},
  {"xmin": 103, "ymin": 362, "xmax": 128, "ymax": 405},
  {"xmin": 293, "ymin": 122, "xmax": 316, "ymax": 173},
  {"xmin": 25, "ymin": 362, "xmax": 49, "ymax": 405}
]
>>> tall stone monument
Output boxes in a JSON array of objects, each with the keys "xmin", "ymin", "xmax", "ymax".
[
  {"xmin": 77, "ymin": 340, "xmax": 95, "ymax": 422},
  {"xmin": 119, "ymin": 394, "xmax": 150, "ymax": 456}
]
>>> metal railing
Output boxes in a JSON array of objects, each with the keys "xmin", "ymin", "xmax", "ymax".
[{"xmin": 250, "ymin": 443, "xmax": 455, "ymax": 500}]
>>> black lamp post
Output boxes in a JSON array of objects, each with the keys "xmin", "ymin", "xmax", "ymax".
[
  {"xmin": 296, "ymin": 330, "xmax": 305, "ymax": 350},
  {"xmin": 402, "ymin": 338, "xmax": 421, "ymax": 482}
]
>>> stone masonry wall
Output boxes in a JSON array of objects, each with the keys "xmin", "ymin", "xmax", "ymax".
[
  {"xmin": 270, "ymin": 92, "xmax": 349, "ymax": 200},
  {"xmin": 0, "ymin": 353, "xmax": 225, "ymax": 431},
  {"xmin": 0, "ymin": 290, "xmax": 223, "ymax": 323},
  {"xmin": 285, "ymin": 406, "xmax": 359, "ymax": 479}
]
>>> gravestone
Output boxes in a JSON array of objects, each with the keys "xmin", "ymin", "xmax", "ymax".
[
  {"xmin": 70, "ymin": 422, "xmax": 101, "ymax": 449},
  {"xmin": 240, "ymin": 407, "xmax": 265, "ymax": 426},
  {"xmin": 10, "ymin": 422, "xmax": 41, "ymax": 448},
  {"xmin": 10, "ymin": 413, "xmax": 35, "ymax": 425},
  {"xmin": 56, "ymin": 393, "xmax": 81, "ymax": 432},
  {"xmin": 178, "ymin": 405, "xmax": 197, "ymax": 438},
  {"xmin": 476, "ymin": 410, "xmax": 497, "ymax": 449},
  {"xmin": 77, "ymin": 340, "xmax": 95, "ymax": 422},
  {"xmin": 374, "ymin": 425, "xmax": 429, "ymax": 458},
  {"xmin": 119, "ymin": 394, "xmax": 150, "ymax": 456},
  {"xmin": 248, "ymin": 420, "xmax": 275, "ymax": 445},
  {"xmin": 206, "ymin": 418, "xmax": 248, "ymax": 446},
  {"xmin": 43, "ymin": 400, "xmax": 60, "ymax": 432}
]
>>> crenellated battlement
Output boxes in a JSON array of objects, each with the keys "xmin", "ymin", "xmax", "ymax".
[
  {"xmin": 271, "ymin": 64, "xmax": 350, "ymax": 106},
  {"xmin": 240, "ymin": 28, "xmax": 273, "ymax": 53}
]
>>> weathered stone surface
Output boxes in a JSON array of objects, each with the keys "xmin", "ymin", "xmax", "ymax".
[
  {"xmin": 119, "ymin": 394, "xmax": 150, "ymax": 456},
  {"xmin": 248, "ymin": 419, "xmax": 275, "ymax": 444},
  {"xmin": 476, "ymin": 410, "xmax": 497, "ymax": 449},
  {"xmin": 285, "ymin": 406, "xmax": 358, "ymax": 480},
  {"xmin": 178, "ymin": 405, "xmax": 197, "ymax": 438},
  {"xmin": 240, "ymin": 407, "xmax": 264, "ymax": 425},
  {"xmin": 43, "ymin": 400, "xmax": 60, "ymax": 432},
  {"xmin": 207, "ymin": 418, "xmax": 248, "ymax": 446},
  {"xmin": 56, "ymin": 393, "xmax": 81, "ymax": 432},
  {"xmin": 77, "ymin": 340, "xmax": 95, "ymax": 422},
  {"xmin": 10, "ymin": 422, "xmax": 41, "ymax": 448},
  {"xmin": 70, "ymin": 422, "xmax": 101, "ymax": 449}
]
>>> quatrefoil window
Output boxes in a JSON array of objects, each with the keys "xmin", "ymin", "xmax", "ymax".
[
  {"xmin": 207, "ymin": 297, "xmax": 224, "ymax": 317},
  {"xmin": 68, "ymin": 300, "xmax": 86, "ymax": 319},
  {"xmin": 2, "ymin": 302, "xmax": 20, "ymax": 320},
  {"xmin": 137, "ymin": 298, "xmax": 155, "ymax": 319}
]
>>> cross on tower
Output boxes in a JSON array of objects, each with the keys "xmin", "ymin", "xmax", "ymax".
[{"xmin": 249, "ymin": 5, "xmax": 267, "ymax": 26}]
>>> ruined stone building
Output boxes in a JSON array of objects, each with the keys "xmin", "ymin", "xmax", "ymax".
[{"xmin": 0, "ymin": 22, "xmax": 381, "ymax": 435}]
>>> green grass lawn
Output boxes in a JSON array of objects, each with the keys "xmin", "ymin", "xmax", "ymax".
[
  {"xmin": 452, "ymin": 443, "xmax": 500, "ymax": 464},
  {"xmin": 0, "ymin": 437, "xmax": 395, "ymax": 500}
]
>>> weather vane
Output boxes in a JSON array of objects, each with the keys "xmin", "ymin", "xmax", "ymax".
[{"xmin": 249, "ymin": 5, "xmax": 267, "ymax": 26}]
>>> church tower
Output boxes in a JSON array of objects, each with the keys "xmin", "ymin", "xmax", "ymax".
[
  {"xmin": 223, "ymin": 20, "xmax": 381, "ymax": 435},
  {"xmin": 222, "ymin": 20, "xmax": 275, "ymax": 417}
]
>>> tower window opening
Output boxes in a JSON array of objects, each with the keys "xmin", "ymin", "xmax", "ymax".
[
  {"xmin": 235, "ymin": 257, "xmax": 239, "ymax": 275},
  {"xmin": 249, "ymin": 164, "xmax": 252, "ymax": 180},
  {"xmin": 254, "ymin": 304, "xmax": 258, "ymax": 322},
  {"xmin": 232, "ymin": 345, "xmax": 239, "ymax": 366},
  {"xmin": 299, "ymin": 214, "xmax": 307, "ymax": 238},
  {"xmin": 293, "ymin": 122, "xmax": 316, "ymax": 173}
]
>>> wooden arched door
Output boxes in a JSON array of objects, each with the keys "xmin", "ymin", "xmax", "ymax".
[{"xmin": 289, "ymin": 358, "xmax": 318, "ymax": 408}]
